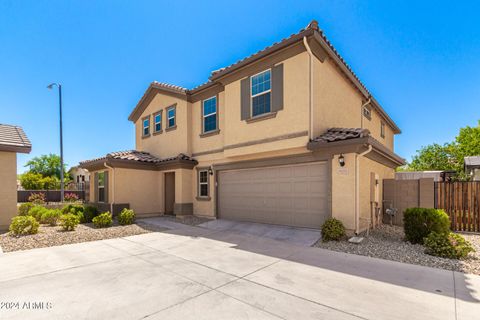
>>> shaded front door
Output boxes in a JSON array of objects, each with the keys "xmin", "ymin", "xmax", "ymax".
[{"xmin": 165, "ymin": 172, "xmax": 175, "ymax": 215}]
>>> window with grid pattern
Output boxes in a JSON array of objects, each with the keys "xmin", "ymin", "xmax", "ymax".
[{"xmin": 251, "ymin": 70, "xmax": 271, "ymax": 117}]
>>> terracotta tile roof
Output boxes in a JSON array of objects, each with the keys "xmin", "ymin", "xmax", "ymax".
[
  {"xmin": 157, "ymin": 153, "xmax": 196, "ymax": 163},
  {"xmin": 0, "ymin": 124, "xmax": 32, "ymax": 153},
  {"xmin": 108, "ymin": 150, "xmax": 161, "ymax": 163},
  {"xmin": 80, "ymin": 150, "xmax": 196, "ymax": 166},
  {"xmin": 312, "ymin": 128, "xmax": 370, "ymax": 143},
  {"xmin": 151, "ymin": 81, "xmax": 188, "ymax": 93},
  {"xmin": 465, "ymin": 156, "xmax": 480, "ymax": 167}
]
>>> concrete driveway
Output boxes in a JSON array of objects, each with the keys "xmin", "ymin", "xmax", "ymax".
[{"xmin": 0, "ymin": 223, "xmax": 478, "ymax": 320}]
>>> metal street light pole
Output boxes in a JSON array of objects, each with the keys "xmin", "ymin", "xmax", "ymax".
[{"xmin": 47, "ymin": 83, "xmax": 64, "ymax": 202}]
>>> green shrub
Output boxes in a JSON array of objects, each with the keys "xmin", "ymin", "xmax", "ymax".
[
  {"xmin": 321, "ymin": 218, "xmax": 346, "ymax": 242},
  {"xmin": 403, "ymin": 208, "xmax": 450, "ymax": 244},
  {"xmin": 28, "ymin": 206, "xmax": 48, "ymax": 222},
  {"xmin": 40, "ymin": 209, "xmax": 62, "ymax": 226},
  {"xmin": 9, "ymin": 216, "xmax": 39, "ymax": 236},
  {"xmin": 92, "ymin": 212, "xmax": 113, "ymax": 228},
  {"xmin": 28, "ymin": 192, "xmax": 46, "ymax": 205},
  {"xmin": 61, "ymin": 204, "xmax": 84, "ymax": 215},
  {"xmin": 60, "ymin": 213, "xmax": 80, "ymax": 231},
  {"xmin": 83, "ymin": 205, "xmax": 99, "ymax": 223},
  {"xmin": 18, "ymin": 202, "xmax": 35, "ymax": 216},
  {"xmin": 118, "ymin": 208, "xmax": 135, "ymax": 225},
  {"xmin": 424, "ymin": 232, "xmax": 475, "ymax": 259}
]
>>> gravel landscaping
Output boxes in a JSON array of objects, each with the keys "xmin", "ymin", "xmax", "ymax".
[
  {"xmin": 0, "ymin": 214, "xmax": 211, "ymax": 253},
  {"xmin": 315, "ymin": 224, "xmax": 480, "ymax": 275},
  {"xmin": 0, "ymin": 222, "xmax": 165, "ymax": 253}
]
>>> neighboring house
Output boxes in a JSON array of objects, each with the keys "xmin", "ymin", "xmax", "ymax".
[
  {"xmin": 80, "ymin": 20, "xmax": 404, "ymax": 233},
  {"xmin": 0, "ymin": 124, "xmax": 31, "ymax": 230},
  {"xmin": 465, "ymin": 156, "xmax": 480, "ymax": 181},
  {"xmin": 68, "ymin": 166, "xmax": 89, "ymax": 184}
]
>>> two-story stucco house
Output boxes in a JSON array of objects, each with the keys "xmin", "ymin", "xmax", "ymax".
[{"xmin": 80, "ymin": 20, "xmax": 404, "ymax": 233}]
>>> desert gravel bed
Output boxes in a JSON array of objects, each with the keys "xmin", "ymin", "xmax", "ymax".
[
  {"xmin": 315, "ymin": 225, "xmax": 480, "ymax": 275},
  {"xmin": 0, "ymin": 222, "xmax": 165, "ymax": 253}
]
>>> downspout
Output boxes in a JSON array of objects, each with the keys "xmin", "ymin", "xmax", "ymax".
[
  {"xmin": 303, "ymin": 36, "xmax": 314, "ymax": 140},
  {"xmin": 360, "ymin": 98, "xmax": 371, "ymax": 129},
  {"xmin": 355, "ymin": 145, "xmax": 373, "ymax": 234},
  {"xmin": 104, "ymin": 162, "xmax": 115, "ymax": 214}
]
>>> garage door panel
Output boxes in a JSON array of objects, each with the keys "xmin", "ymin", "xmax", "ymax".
[{"xmin": 218, "ymin": 162, "xmax": 330, "ymax": 228}]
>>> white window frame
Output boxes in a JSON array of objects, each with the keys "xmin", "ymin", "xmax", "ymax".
[
  {"xmin": 167, "ymin": 106, "xmax": 176, "ymax": 128},
  {"xmin": 202, "ymin": 96, "xmax": 217, "ymax": 133},
  {"xmin": 153, "ymin": 111, "xmax": 162, "ymax": 133},
  {"xmin": 250, "ymin": 69, "xmax": 272, "ymax": 117},
  {"xmin": 142, "ymin": 116, "xmax": 150, "ymax": 136},
  {"xmin": 198, "ymin": 170, "xmax": 209, "ymax": 197}
]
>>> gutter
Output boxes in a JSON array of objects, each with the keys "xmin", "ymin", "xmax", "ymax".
[
  {"xmin": 303, "ymin": 36, "xmax": 314, "ymax": 140},
  {"xmin": 355, "ymin": 145, "xmax": 373, "ymax": 234},
  {"xmin": 360, "ymin": 98, "xmax": 371, "ymax": 129},
  {"xmin": 104, "ymin": 162, "xmax": 115, "ymax": 214}
]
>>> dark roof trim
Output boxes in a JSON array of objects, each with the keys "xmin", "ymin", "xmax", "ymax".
[
  {"xmin": 307, "ymin": 136, "xmax": 405, "ymax": 167},
  {"xmin": 0, "ymin": 145, "xmax": 32, "ymax": 153},
  {"xmin": 128, "ymin": 83, "xmax": 188, "ymax": 122}
]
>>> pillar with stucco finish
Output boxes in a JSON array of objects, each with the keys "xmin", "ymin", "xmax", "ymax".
[
  {"xmin": 0, "ymin": 152, "xmax": 18, "ymax": 230},
  {"xmin": 331, "ymin": 153, "xmax": 356, "ymax": 230},
  {"xmin": 174, "ymin": 168, "xmax": 193, "ymax": 215}
]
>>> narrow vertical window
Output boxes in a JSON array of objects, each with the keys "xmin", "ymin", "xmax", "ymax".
[
  {"xmin": 202, "ymin": 96, "xmax": 217, "ymax": 133},
  {"xmin": 98, "ymin": 171, "xmax": 105, "ymax": 202},
  {"xmin": 142, "ymin": 116, "xmax": 150, "ymax": 136},
  {"xmin": 167, "ymin": 106, "xmax": 176, "ymax": 128},
  {"xmin": 154, "ymin": 111, "xmax": 162, "ymax": 133},
  {"xmin": 198, "ymin": 170, "xmax": 209, "ymax": 197},
  {"xmin": 381, "ymin": 122, "xmax": 385, "ymax": 138},
  {"xmin": 251, "ymin": 69, "xmax": 271, "ymax": 117}
]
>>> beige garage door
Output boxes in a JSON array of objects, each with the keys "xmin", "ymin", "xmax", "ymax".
[{"xmin": 218, "ymin": 162, "xmax": 329, "ymax": 228}]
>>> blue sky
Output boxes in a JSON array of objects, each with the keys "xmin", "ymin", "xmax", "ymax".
[{"xmin": 1, "ymin": 1, "xmax": 479, "ymax": 173}]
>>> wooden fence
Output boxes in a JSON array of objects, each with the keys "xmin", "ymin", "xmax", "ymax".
[{"xmin": 435, "ymin": 182, "xmax": 480, "ymax": 232}]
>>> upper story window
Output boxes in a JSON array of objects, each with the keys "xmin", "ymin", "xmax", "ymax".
[
  {"xmin": 153, "ymin": 111, "xmax": 162, "ymax": 133},
  {"xmin": 381, "ymin": 122, "xmax": 386, "ymax": 139},
  {"xmin": 167, "ymin": 106, "xmax": 176, "ymax": 129},
  {"xmin": 202, "ymin": 96, "xmax": 217, "ymax": 133},
  {"xmin": 142, "ymin": 116, "xmax": 150, "ymax": 136},
  {"xmin": 251, "ymin": 69, "xmax": 271, "ymax": 117}
]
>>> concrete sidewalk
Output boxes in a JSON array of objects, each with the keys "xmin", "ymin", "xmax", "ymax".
[{"xmin": 0, "ymin": 225, "xmax": 478, "ymax": 319}]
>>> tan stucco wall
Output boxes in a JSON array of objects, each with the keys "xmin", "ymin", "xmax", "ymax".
[
  {"xmin": 331, "ymin": 153, "xmax": 356, "ymax": 230},
  {"xmin": 313, "ymin": 57, "xmax": 394, "ymax": 150},
  {"xmin": 135, "ymin": 94, "xmax": 191, "ymax": 158},
  {"xmin": 114, "ymin": 168, "xmax": 163, "ymax": 214},
  {"xmin": 222, "ymin": 52, "xmax": 310, "ymax": 154},
  {"xmin": 0, "ymin": 152, "xmax": 17, "ymax": 230},
  {"xmin": 174, "ymin": 168, "xmax": 193, "ymax": 204},
  {"xmin": 358, "ymin": 156, "xmax": 395, "ymax": 231}
]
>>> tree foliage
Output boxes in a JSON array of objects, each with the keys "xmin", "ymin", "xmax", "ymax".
[
  {"xmin": 24, "ymin": 154, "xmax": 67, "ymax": 179},
  {"xmin": 407, "ymin": 121, "xmax": 480, "ymax": 180},
  {"xmin": 20, "ymin": 172, "xmax": 60, "ymax": 190}
]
